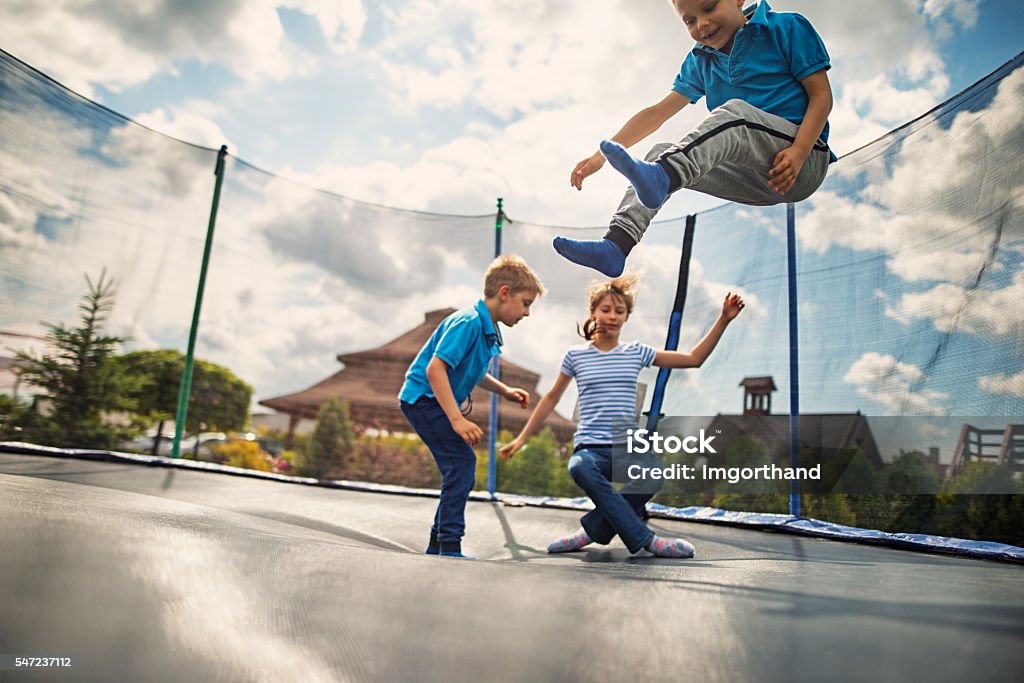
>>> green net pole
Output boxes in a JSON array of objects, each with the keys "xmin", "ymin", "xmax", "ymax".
[
  {"xmin": 171, "ymin": 145, "xmax": 228, "ymax": 458},
  {"xmin": 487, "ymin": 198, "xmax": 503, "ymax": 497}
]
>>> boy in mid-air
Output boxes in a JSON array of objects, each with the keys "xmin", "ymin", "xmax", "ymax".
[
  {"xmin": 399, "ymin": 255, "xmax": 545, "ymax": 558},
  {"xmin": 555, "ymin": 0, "xmax": 835, "ymax": 277}
]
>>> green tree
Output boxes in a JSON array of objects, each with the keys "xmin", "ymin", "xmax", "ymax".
[
  {"xmin": 115, "ymin": 349, "xmax": 182, "ymax": 454},
  {"xmin": 494, "ymin": 428, "xmax": 578, "ymax": 497},
  {"xmin": 882, "ymin": 450, "xmax": 940, "ymax": 494},
  {"xmin": 15, "ymin": 271, "xmax": 137, "ymax": 448},
  {"xmin": 114, "ymin": 349, "xmax": 252, "ymax": 454},
  {"xmin": 0, "ymin": 394, "xmax": 42, "ymax": 441},
  {"xmin": 296, "ymin": 398, "xmax": 354, "ymax": 478},
  {"xmin": 186, "ymin": 359, "xmax": 252, "ymax": 435}
]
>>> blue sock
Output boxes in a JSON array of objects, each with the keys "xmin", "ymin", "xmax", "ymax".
[
  {"xmin": 552, "ymin": 237, "xmax": 626, "ymax": 277},
  {"xmin": 599, "ymin": 140, "xmax": 671, "ymax": 210}
]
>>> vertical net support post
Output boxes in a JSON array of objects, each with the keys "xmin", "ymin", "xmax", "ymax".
[
  {"xmin": 487, "ymin": 198, "xmax": 504, "ymax": 497},
  {"xmin": 171, "ymin": 145, "xmax": 229, "ymax": 458},
  {"xmin": 786, "ymin": 202, "xmax": 801, "ymax": 517},
  {"xmin": 645, "ymin": 215, "xmax": 697, "ymax": 432}
]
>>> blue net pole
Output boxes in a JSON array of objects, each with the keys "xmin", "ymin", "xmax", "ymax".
[
  {"xmin": 645, "ymin": 215, "xmax": 697, "ymax": 431},
  {"xmin": 487, "ymin": 198, "xmax": 503, "ymax": 498},
  {"xmin": 786, "ymin": 202, "xmax": 801, "ymax": 517}
]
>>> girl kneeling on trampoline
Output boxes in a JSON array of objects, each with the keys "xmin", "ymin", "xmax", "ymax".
[{"xmin": 500, "ymin": 275, "xmax": 743, "ymax": 557}]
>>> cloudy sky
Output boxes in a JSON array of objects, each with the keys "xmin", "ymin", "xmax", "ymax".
[
  {"xmin": 1, "ymin": 1, "xmax": 1022, "ymax": 450},
  {"xmin": 3, "ymin": 0, "xmax": 1022, "ymax": 221}
]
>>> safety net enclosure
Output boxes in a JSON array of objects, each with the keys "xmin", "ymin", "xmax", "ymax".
[{"xmin": 1, "ymin": 49, "xmax": 1022, "ymax": 544}]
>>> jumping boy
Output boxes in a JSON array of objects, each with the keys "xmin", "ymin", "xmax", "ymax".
[
  {"xmin": 554, "ymin": 0, "xmax": 835, "ymax": 277},
  {"xmin": 399, "ymin": 255, "xmax": 545, "ymax": 558}
]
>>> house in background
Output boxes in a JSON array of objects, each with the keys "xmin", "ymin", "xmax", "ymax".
[
  {"xmin": 259, "ymin": 308, "xmax": 576, "ymax": 447},
  {"xmin": 705, "ymin": 376, "xmax": 884, "ymax": 470},
  {"xmin": 0, "ymin": 330, "xmax": 54, "ymax": 400}
]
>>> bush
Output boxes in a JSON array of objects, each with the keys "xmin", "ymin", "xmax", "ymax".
[
  {"xmin": 295, "ymin": 399, "xmax": 354, "ymax": 479},
  {"xmin": 209, "ymin": 439, "xmax": 272, "ymax": 472}
]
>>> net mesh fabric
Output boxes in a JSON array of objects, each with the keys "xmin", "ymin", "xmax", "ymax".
[{"xmin": 2, "ymin": 49, "xmax": 1022, "ymax": 509}]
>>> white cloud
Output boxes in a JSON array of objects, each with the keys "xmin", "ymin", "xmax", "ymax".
[
  {"xmin": 800, "ymin": 65, "xmax": 1024, "ymax": 294},
  {"xmin": 979, "ymin": 370, "xmax": 1024, "ymax": 397},
  {"xmin": 1, "ymin": 0, "xmax": 1017, "ymax": 418},
  {"xmin": 885, "ymin": 270, "xmax": 1024, "ymax": 340},
  {"xmin": 0, "ymin": 0, "xmax": 367, "ymax": 96},
  {"xmin": 843, "ymin": 352, "xmax": 948, "ymax": 415},
  {"xmin": 286, "ymin": 0, "xmax": 366, "ymax": 52},
  {"xmin": 922, "ymin": 0, "xmax": 981, "ymax": 37},
  {"xmin": 133, "ymin": 107, "xmax": 232, "ymax": 150}
]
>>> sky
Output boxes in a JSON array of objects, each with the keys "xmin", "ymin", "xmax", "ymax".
[
  {"xmin": 2, "ymin": 0, "xmax": 1022, "ymax": 222},
  {"xmin": 1, "ymin": 1, "xmax": 1022, "ymax": 452}
]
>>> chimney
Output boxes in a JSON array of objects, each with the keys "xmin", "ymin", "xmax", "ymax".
[{"xmin": 740, "ymin": 376, "xmax": 777, "ymax": 416}]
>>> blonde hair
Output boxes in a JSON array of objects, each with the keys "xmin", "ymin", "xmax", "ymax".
[
  {"xmin": 578, "ymin": 273, "xmax": 641, "ymax": 340},
  {"xmin": 483, "ymin": 254, "xmax": 546, "ymax": 298}
]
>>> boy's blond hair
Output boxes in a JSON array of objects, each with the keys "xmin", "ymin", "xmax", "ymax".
[{"xmin": 484, "ymin": 255, "xmax": 545, "ymax": 298}]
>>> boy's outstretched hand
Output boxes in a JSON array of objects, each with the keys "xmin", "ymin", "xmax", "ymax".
[
  {"xmin": 570, "ymin": 152, "xmax": 606, "ymax": 190},
  {"xmin": 723, "ymin": 292, "xmax": 745, "ymax": 320},
  {"xmin": 504, "ymin": 387, "xmax": 531, "ymax": 409}
]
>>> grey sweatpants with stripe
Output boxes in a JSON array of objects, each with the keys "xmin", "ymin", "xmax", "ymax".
[{"xmin": 609, "ymin": 98, "xmax": 831, "ymax": 244}]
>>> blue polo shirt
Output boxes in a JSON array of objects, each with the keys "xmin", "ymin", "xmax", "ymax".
[
  {"xmin": 672, "ymin": 1, "xmax": 835, "ymax": 160},
  {"xmin": 399, "ymin": 300, "xmax": 503, "ymax": 406}
]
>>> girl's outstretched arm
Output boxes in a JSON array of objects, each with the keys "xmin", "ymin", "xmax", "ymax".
[
  {"xmin": 499, "ymin": 372, "xmax": 573, "ymax": 460},
  {"xmin": 654, "ymin": 293, "xmax": 745, "ymax": 369}
]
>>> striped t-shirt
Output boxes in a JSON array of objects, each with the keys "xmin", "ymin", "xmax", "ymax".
[{"xmin": 560, "ymin": 341, "xmax": 657, "ymax": 447}]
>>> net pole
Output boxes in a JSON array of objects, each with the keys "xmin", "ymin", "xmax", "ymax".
[
  {"xmin": 645, "ymin": 215, "xmax": 697, "ymax": 432},
  {"xmin": 786, "ymin": 202, "xmax": 801, "ymax": 517},
  {"xmin": 171, "ymin": 145, "xmax": 228, "ymax": 458},
  {"xmin": 487, "ymin": 198, "xmax": 503, "ymax": 498}
]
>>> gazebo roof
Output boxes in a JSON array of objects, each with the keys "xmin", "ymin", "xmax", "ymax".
[
  {"xmin": 259, "ymin": 308, "xmax": 574, "ymax": 438},
  {"xmin": 334, "ymin": 308, "xmax": 456, "ymax": 365}
]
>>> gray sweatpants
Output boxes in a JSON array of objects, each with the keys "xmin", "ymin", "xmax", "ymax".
[{"xmin": 609, "ymin": 98, "xmax": 831, "ymax": 245}]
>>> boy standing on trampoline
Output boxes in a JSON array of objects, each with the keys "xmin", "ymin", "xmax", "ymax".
[
  {"xmin": 399, "ymin": 255, "xmax": 545, "ymax": 558},
  {"xmin": 554, "ymin": 0, "xmax": 835, "ymax": 277},
  {"xmin": 500, "ymin": 275, "xmax": 744, "ymax": 557}
]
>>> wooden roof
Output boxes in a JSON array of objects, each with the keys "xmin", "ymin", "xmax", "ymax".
[
  {"xmin": 739, "ymin": 376, "xmax": 778, "ymax": 392},
  {"xmin": 706, "ymin": 412, "xmax": 883, "ymax": 468},
  {"xmin": 259, "ymin": 308, "xmax": 576, "ymax": 440}
]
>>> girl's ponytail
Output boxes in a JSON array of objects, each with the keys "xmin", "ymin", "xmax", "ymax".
[{"xmin": 577, "ymin": 317, "xmax": 599, "ymax": 340}]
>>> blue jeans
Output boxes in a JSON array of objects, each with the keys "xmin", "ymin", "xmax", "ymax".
[
  {"xmin": 569, "ymin": 446, "xmax": 654, "ymax": 553},
  {"xmin": 400, "ymin": 397, "xmax": 477, "ymax": 545}
]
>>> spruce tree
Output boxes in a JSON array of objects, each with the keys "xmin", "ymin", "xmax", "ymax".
[
  {"xmin": 300, "ymin": 398, "xmax": 354, "ymax": 478},
  {"xmin": 16, "ymin": 270, "xmax": 135, "ymax": 448}
]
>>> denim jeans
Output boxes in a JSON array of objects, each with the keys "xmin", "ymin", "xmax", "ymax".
[
  {"xmin": 400, "ymin": 397, "xmax": 477, "ymax": 544},
  {"xmin": 569, "ymin": 446, "xmax": 655, "ymax": 554}
]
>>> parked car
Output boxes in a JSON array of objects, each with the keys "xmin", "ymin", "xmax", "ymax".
[
  {"xmin": 119, "ymin": 432, "xmax": 175, "ymax": 456},
  {"xmin": 120, "ymin": 430, "xmax": 283, "ymax": 462}
]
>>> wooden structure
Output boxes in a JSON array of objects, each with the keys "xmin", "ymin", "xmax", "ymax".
[
  {"xmin": 740, "ymin": 376, "xmax": 777, "ymax": 416},
  {"xmin": 706, "ymin": 375, "xmax": 884, "ymax": 473},
  {"xmin": 260, "ymin": 308, "xmax": 576, "ymax": 446},
  {"xmin": 946, "ymin": 423, "xmax": 1024, "ymax": 483}
]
